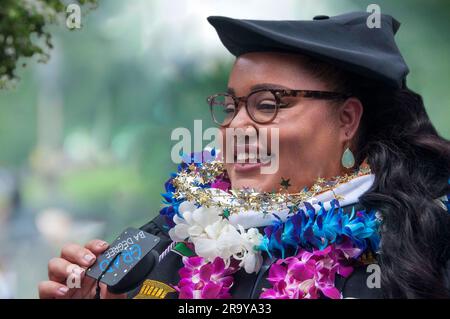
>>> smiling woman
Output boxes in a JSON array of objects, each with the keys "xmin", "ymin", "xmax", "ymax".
[
  {"xmin": 221, "ymin": 51, "xmax": 360, "ymax": 193},
  {"xmin": 39, "ymin": 11, "xmax": 450, "ymax": 300}
]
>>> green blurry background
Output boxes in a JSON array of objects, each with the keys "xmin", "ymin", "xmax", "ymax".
[{"xmin": 0, "ymin": 0, "xmax": 448, "ymax": 298}]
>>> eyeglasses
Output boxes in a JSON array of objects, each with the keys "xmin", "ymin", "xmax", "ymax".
[{"xmin": 206, "ymin": 88, "xmax": 352, "ymax": 127}]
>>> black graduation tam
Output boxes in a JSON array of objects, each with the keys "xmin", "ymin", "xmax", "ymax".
[{"xmin": 207, "ymin": 12, "xmax": 409, "ymax": 89}]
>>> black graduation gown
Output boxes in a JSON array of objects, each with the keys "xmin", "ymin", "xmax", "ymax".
[{"xmin": 126, "ymin": 202, "xmax": 384, "ymax": 299}]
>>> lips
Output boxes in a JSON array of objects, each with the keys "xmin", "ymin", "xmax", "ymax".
[{"xmin": 228, "ymin": 143, "xmax": 274, "ymax": 174}]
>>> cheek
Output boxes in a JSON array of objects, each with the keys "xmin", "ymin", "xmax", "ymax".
[{"xmin": 276, "ymin": 105, "xmax": 338, "ymax": 160}]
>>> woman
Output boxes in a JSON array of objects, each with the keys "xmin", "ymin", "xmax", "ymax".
[{"xmin": 39, "ymin": 12, "xmax": 450, "ymax": 299}]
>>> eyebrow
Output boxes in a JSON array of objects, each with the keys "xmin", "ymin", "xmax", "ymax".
[{"xmin": 226, "ymin": 83, "xmax": 291, "ymax": 95}]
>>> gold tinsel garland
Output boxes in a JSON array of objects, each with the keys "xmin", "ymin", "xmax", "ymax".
[{"xmin": 171, "ymin": 161, "xmax": 372, "ymax": 215}]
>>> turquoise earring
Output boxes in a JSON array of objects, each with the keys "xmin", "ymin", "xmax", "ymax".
[{"xmin": 341, "ymin": 147, "xmax": 355, "ymax": 169}]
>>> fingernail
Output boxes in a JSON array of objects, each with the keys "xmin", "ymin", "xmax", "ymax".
[
  {"xmin": 58, "ymin": 287, "xmax": 69, "ymax": 295},
  {"xmin": 97, "ymin": 241, "xmax": 108, "ymax": 248},
  {"xmin": 84, "ymin": 254, "xmax": 95, "ymax": 263}
]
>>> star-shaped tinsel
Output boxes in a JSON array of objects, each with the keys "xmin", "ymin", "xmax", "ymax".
[
  {"xmin": 219, "ymin": 208, "xmax": 231, "ymax": 220},
  {"xmin": 280, "ymin": 177, "xmax": 291, "ymax": 190},
  {"xmin": 168, "ymin": 154, "xmax": 372, "ymax": 215}
]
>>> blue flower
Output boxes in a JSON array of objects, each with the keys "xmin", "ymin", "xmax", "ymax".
[
  {"xmin": 159, "ymin": 149, "xmax": 217, "ymax": 228},
  {"xmin": 159, "ymin": 173, "xmax": 183, "ymax": 228},
  {"xmin": 258, "ymin": 200, "xmax": 381, "ymax": 259}
]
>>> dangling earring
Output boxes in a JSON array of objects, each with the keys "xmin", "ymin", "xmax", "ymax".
[{"xmin": 341, "ymin": 145, "xmax": 355, "ymax": 169}]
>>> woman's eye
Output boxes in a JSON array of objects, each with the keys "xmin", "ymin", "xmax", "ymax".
[
  {"xmin": 256, "ymin": 101, "xmax": 277, "ymax": 111},
  {"xmin": 278, "ymin": 102, "xmax": 291, "ymax": 109},
  {"xmin": 224, "ymin": 105, "xmax": 235, "ymax": 113}
]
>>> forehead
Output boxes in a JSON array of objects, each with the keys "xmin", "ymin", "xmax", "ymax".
[{"xmin": 228, "ymin": 52, "xmax": 325, "ymax": 92}]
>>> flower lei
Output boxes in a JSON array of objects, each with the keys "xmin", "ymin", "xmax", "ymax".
[{"xmin": 159, "ymin": 150, "xmax": 381, "ymax": 299}]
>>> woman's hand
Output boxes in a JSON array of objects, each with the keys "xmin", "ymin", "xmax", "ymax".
[{"xmin": 38, "ymin": 239, "xmax": 126, "ymax": 299}]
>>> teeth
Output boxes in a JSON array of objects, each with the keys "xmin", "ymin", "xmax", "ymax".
[
  {"xmin": 260, "ymin": 154, "xmax": 273, "ymax": 164},
  {"xmin": 235, "ymin": 152, "xmax": 272, "ymax": 163},
  {"xmin": 237, "ymin": 153, "xmax": 248, "ymax": 161}
]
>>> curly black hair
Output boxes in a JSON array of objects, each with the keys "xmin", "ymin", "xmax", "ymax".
[{"xmin": 303, "ymin": 55, "xmax": 450, "ymax": 298}]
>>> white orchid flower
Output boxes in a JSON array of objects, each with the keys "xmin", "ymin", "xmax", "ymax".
[
  {"xmin": 168, "ymin": 201, "xmax": 222, "ymax": 242},
  {"xmin": 169, "ymin": 200, "xmax": 264, "ymax": 274}
]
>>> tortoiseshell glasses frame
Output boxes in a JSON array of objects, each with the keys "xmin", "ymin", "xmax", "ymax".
[{"xmin": 206, "ymin": 88, "xmax": 352, "ymax": 127}]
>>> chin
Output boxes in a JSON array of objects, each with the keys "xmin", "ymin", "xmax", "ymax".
[
  {"xmin": 230, "ymin": 175, "xmax": 276, "ymax": 192},
  {"xmin": 225, "ymin": 163, "xmax": 280, "ymax": 192}
]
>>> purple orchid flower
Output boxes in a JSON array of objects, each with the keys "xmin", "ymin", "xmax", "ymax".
[
  {"xmin": 260, "ymin": 244, "xmax": 355, "ymax": 299},
  {"xmin": 175, "ymin": 256, "xmax": 237, "ymax": 299},
  {"xmin": 211, "ymin": 178, "xmax": 231, "ymax": 192}
]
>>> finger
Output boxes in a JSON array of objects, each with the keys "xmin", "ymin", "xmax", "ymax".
[
  {"xmin": 38, "ymin": 281, "xmax": 70, "ymax": 299},
  {"xmin": 84, "ymin": 239, "xmax": 109, "ymax": 256},
  {"xmin": 81, "ymin": 276, "xmax": 98, "ymax": 298},
  {"xmin": 48, "ymin": 257, "xmax": 85, "ymax": 283},
  {"xmin": 60, "ymin": 243, "xmax": 97, "ymax": 267}
]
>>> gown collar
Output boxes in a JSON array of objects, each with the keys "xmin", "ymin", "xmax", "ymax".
[{"xmin": 223, "ymin": 173, "xmax": 376, "ymax": 229}]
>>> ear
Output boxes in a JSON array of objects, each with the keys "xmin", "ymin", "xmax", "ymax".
[{"xmin": 337, "ymin": 97, "xmax": 363, "ymax": 143}]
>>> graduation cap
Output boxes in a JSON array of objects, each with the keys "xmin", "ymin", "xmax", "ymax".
[{"xmin": 207, "ymin": 12, "xmax": 409, "ymax": 89}]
